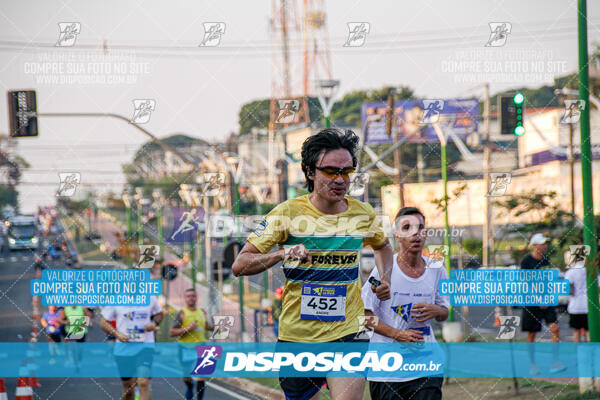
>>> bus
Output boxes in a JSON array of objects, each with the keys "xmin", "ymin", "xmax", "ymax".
[{"xmin": 7, "ymin": 215, "xmax": 38, "ymax": 250}]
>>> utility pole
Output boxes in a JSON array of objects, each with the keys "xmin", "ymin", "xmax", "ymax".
[
  {"xmin": 577, "ymin": 0, "xmax": 600, "ymax": 343},
  {"xmin": 387, "ymin": 91, "xmax": 405, "ymax": 208},
  {"xmin": 482, "ymin": 83, "xmax": 491, "ymax": 267},
  {"xmin": 568, "ymin": 121, "xmax": 576, "ymax": 219}
]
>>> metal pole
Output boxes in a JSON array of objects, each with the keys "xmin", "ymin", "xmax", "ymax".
[
  {"xmin": 577, "ymin": 0, "xmax": 600, "ymax": 343},
  {"xmin": 235, "ymin": 181, "xmax": 245, "ymax": 337},
  {"xmin": 569, "ymin": 121, "xmax": 576, "ymax": 219},
  {"xmin": 483, "ymin": 84, "xmax": 491, "ymax": 268},
  {"xmin": 126, "ymin": 206, "xmax": 132, "ymax": 239},
  {"xmin": 441, "ymin": 142, "xmax": 454, "ymax": 322},
  {"xmin": 157, "ymin": 205, "xmax": 163, "ymax": 259},
  {"xmin": 137, "ymin": 204, "xmax": 143, "ymax": 246},
  {"xmin": 191, "ymin": 235, "xmax": 196, "ymax": 288},
  {"xmin": 387, "ymin": 92, "xmax": 405, "ymax": 208},
  {"xmin": 36, "ymin": 112, "xmax": 199, "ymax": 172}
]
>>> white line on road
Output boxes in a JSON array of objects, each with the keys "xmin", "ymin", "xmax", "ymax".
[
  {"xmin": 206, "ymin": 382, "xmax": 252, "ymax": 400},
  {"xmin": 155, "ymin": 362, "xmax": 252, "ymax": 400},
  {"xmin": 10, "ymin": 257, "xmax": 16, "ymax": 262}
]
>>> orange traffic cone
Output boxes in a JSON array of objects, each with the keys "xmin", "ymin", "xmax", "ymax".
[
  {"xmin": 26, "ymin": 340, "xmax": 40, "ymax": 388},
  {"xmin": 0, "ymin": 378, "xmax": 7, "ymax": 400},
  {"xmin": 15, "ymin": 376, "xmax": 33, "ymax": 400},
  {"xmin": 493, "ymin": 306, "xmax": 502, "ymax": 327}
]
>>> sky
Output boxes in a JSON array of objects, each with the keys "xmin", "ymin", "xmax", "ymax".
[{"xmin": 1, "ymin": 0, "xmax": 600, "ymax": 212}]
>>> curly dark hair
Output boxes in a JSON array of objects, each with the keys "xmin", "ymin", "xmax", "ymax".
[{"xmin": 300, "ymin": 128, "xmax": 359, "ymax": 193}]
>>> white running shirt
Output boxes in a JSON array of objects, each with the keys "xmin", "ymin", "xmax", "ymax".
[
  {"xmin": 101, "ymin": 297, "xmax": 162, "ymax": 356},
  {"xmin": 361, "ymin": 255, "xmax": 449, "ymax": 382}
]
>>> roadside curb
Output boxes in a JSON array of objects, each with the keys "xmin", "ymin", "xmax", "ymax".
[{"xmin": 213, "ymin": 377, "xmax": 284, "ymax": 400}]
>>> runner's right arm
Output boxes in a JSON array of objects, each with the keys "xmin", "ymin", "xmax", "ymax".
[
  {"xmin": 99, "ymin": 318, "xmax": 129, "ymax": 342},
  {"xmin": 233, "ymin": 242, "xmax": 289, "ymax": 276},
  {"xmin": 234, "ymin": 206, "xmax": 296, "ymax": 277}
]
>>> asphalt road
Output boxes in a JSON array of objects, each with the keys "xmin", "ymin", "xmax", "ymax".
[{"xmin": 0, "ymin": 246, "xmax": 253, "ymax": 400}]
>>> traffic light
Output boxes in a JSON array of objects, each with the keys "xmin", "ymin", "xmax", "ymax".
[
  {"xmin": 499, "ymin": 93, "xmax": 525, "ymax": 135},
  {"xmin": 7, "ymin": 90, "xmax": 38, "ymax": 137}
]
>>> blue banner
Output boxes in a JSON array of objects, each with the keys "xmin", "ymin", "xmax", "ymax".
[
  {"xmin": 31, "ymin": 269, "xmax": 161, "ymax": 306},
  {"xmin": 1, "ymin": 343, "xmax": 599, "ymax": 378},
  {"xmin": 439, "ymin": 269, "xmax": 569, "ymax": 306},
  {"xmin": 361, "ymin": 98, "xmax": 479, "ymax": 145}
]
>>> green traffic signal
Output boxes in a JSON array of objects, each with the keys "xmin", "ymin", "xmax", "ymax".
[
  {"xmin": 513, "ymin": 92, "xmax": 524, "ymax": 105},
  {"xmin": 514, "ymin": 125, "xmax": 525, "ymax": 136}
]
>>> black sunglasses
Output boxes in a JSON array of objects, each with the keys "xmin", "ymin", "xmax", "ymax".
[{"xmin": 315, "ymin": 166, "xmax": 356, "ymax": 178}]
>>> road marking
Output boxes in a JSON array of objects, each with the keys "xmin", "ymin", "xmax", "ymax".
[
  {"xmin": 10, "ymin": 257, "xmax": 16, "ymax": 262},
  {"xmin": 22, "ymin": 256, "xmax": 30, "ymax": 261},
  {"xmin": 155, "ymin": 362, "xmax": 252, "ymax": 400},
  {"xmin": 206, "ymin": 381, "xmax": 252, "ymax": 400}
]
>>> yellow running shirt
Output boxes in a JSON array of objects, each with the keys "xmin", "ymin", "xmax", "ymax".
[
  {"xmin": 248, "ymin": 194, "xmax": 387, "ymax": 342},
  {"xmin": 177, "ymin": 307, "xmax": 207, "ymax": 346}
]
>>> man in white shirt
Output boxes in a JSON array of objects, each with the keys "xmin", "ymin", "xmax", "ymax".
[
  {"xmin": 564, "ymin": 251, "xmax": 600, "ymax": 342},
  {"xmin": 100, "ymin": 297, "xmax": 163, "ymax": 400},
  {"xmin": 362, "ymin": 207, "xmax": 449, "ymax": 400}
]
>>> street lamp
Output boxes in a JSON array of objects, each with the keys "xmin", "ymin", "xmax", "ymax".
[{"xmin": 316, "ymin": 79, "xmax": 340, "ymax": 128}]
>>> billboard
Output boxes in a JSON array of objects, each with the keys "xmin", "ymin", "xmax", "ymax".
[{"xmin": 361, "ymin": 98, "xmax": 479, "ymax": 145}]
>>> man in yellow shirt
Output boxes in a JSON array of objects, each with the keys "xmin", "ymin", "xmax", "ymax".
[
  {"xmin": 233, "ymin": 128, "xmax": 393, "ymax": 400},
  {"xmin": 169, "ymin": 288, "xmax": 214, "ymax": 400}
]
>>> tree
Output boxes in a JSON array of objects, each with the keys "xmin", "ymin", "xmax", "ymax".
[
  {"xmin": 493, "ymin": 191, "xmax": 577, "ymax": 268},
  {"xmin": 237, "ymin": 85, "xmax": 417, "ymax": 135}
]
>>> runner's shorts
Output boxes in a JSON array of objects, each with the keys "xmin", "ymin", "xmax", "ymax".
[
  {"xmin": 569, "ymin": 313, "xmax": 588, "ymax": 330},
  {"xmin": 369, "ymin": 377, "xmax": 443, "ymax": 400},
  {"xmin": 278, "ymin": 332, "xmax": 368, "ymax": 400},
  {"xmin": 114, "ymin": 348, "xmax": 154, "ymax": 380},
  {"xmin": 521, "ymin": 306, "xmax": 557, "ymax": 332}
]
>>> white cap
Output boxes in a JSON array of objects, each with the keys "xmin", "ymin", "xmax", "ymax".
[{"xmin": 530, "ymin": 233, "xmax": 550, "ymax": 245}]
